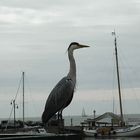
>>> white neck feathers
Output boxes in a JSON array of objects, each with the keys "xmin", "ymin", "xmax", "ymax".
[{"xmin": 67, "ymin": 49, "xmax": 76, "ymax": 83}]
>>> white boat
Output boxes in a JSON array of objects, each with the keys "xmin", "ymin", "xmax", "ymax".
[
  {"xmin": 114, "ymin": 125, "xmax": 140, "ymax": 137},
  {"xmin": 83, "ymin": 31, "xmax": 140, "ymax": 137},
  {"xmin": 83, "ymin": 128, "xmax": 97, "ymax": 137},
  {"xmin": 83, "ymin": 125, "xmax": 140, "ymax": 137}
]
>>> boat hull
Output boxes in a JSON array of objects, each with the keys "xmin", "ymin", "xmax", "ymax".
[
  {"xmin": 84, "ymin": 129, "xmax": 97, "ymax": 137},
  {"xmin": 114, "ymin": 125, "xmax": 140, "ymax": 137},
  {"xmin": 83, "ymin": 125, "xmax": 140, "ymax": 137}
]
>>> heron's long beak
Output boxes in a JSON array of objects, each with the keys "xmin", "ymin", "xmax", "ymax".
[{"xmin": 79, "ymin": 44, "xmax": 90, "ymax": 48}]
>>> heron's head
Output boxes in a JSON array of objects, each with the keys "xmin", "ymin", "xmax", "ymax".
[{"xmin": 68, "ymin": 42, "xmax": 90, "ymax": 51}]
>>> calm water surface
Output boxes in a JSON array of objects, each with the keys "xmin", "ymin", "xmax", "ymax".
[
  {"xmin": 83, "ymin": 137, "xmax": 140, "ymax": 140},
  {"xmin": 35, "ymin": 137, "xmax": 140, "ymax": 140}
]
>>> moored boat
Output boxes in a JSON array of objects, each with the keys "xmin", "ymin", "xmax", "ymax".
[
  {"xmin": 83, "ymin": 31, "xmax": 140, "ymax": 137},
  {"xmin": 83, "ymin": 125, "xmax": 140, "ymax": 137}
]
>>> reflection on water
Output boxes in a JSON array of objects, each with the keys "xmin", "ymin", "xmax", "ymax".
[
  {"xmin": 28, "ymin": 136, "xmax": 140, "ymax": 140},
  {"xmin": 82, "ymin": 137, "xmax": 140, "ymax": 140}
]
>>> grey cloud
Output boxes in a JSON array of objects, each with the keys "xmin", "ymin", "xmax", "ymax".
[{"xmin": 0, "ymin": 0, "xmax": 140, "ymax": 117}]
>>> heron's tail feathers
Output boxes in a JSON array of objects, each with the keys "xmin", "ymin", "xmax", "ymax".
[
  {"xmin": 42, "ymin": 111, "xmax": 50, "ymax": 124},
  {"xmin": 42, "ymin": 110, "xmax": 57, "ymax": 124}
]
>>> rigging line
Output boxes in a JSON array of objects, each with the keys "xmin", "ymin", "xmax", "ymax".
[
  {"xmin": 119, "ymin": 52, "xmax": 136, "ymax": 116},
  {"xmin": 5, "ymin": 104, "xmax": 14, "ymax": 130},
  {"xmin": 116, "ymin": 51, "xmax": 128, "ymax": 116},
  {"xmin": 5, "ymin": 74, "xmax": 23, "ymax": 130},
  {"xmin": 133, "ymin": 89, "xmax": 140, "ymax": 112},
  {"xmin": 117, "ymin": 47, "xmax": 140, "ymax": 113},
  {"xmin": 121, "ymin": 62, "xmax": 139, "ymax": 90},
  {"xmin": 118, "ymin": 47, "xmax": 139, "ymax": 86},
  {"xmin": 25, "ymin": 74, "xmax": 38, "ymax": 117},
  {"xmin": 24, "ymin": 74, "xmax": 31, "ymax": 118},
  {"xmin": 112, "ymin": 42, "xmax": 123, "ymax": 115},
  {"xmin": 14, "ymin": 74, "xmax": 22, "ymax": 101},
  {"xmin": 24, "ymin": 73, "xmax": 43, "ymax": 117},
  {"xmin": 119, "ymin": 49, "xmax": 140, "ymax": 86},
  {"xmin": 120, "ymin": 89, "xmax": 128, "ymax": 118}
]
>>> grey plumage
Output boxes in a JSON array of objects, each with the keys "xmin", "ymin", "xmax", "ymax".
[{"xmin": 42, "ymin": 42, "xmax": 90, "ymax": 124}]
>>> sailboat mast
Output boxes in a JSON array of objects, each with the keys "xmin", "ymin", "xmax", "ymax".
[
  {"xmin": 112, "ymin": 31, "xmax": 124, "ymax": 125},
  {"xmin": 22, "ymin": 72, "xmax": 25, "ymax": 126}
]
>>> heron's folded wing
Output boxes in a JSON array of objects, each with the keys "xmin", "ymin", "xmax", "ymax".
[{"xmin": 42, "ymin": 77, "xmax": 75, "ymax": 123}]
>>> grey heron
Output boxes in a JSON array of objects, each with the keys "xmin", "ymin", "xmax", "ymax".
[{"xmin": 42, "ymin": 42, "xmax": 90, "ymax": 124}]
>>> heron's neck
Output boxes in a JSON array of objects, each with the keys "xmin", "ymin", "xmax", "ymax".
[{"xmin": 67, "ymin": 50, "xmax": 76, "ymax": 82}]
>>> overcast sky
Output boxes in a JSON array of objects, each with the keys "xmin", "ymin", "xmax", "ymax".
[{"xmin": 0, "ymin": 0, "xmax": 140, "ymax": 119}]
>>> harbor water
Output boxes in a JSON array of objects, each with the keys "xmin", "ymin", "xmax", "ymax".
[
  {"xmin": 0, "ymin": 136, "xmax": 139, "ymax": 140},
  {"xmin": 83, "ymin": 137, "xmax": 140, "ymax": 140}
]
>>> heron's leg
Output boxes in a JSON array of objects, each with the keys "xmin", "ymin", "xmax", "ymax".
[
  {"xmin": 57, "ymin": 112, "xmax": 60, "ymax": 120},
  {"xmin": 57, "ymin": 110, "xmax": 63, "ymax": 120},
  {"xmin": 60, "ymin": 110, "xmax": 63, "ymax": 120}
]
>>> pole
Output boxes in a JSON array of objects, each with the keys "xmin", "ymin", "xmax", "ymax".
[
  {"xmin": 112, "ymin": 31, "xmax": 124, "ymax": 126},
  {"xmin": 13, "ymin": 100, "xmax": 15, "ymax": 128},
  {"xmin": 93, "ymin": 110, "xmax": 96, "ymax": 119},
  {"xmin": 22, "ymin": 72, "xmax": 25, "ymax": 127}
]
